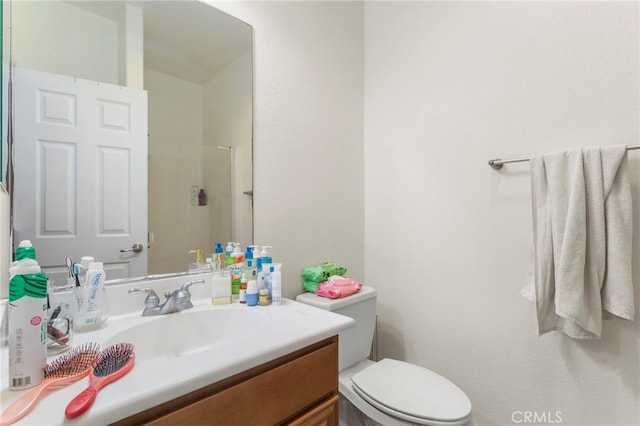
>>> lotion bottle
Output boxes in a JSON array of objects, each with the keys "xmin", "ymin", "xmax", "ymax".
[
  {"xmin": 271, "ymin": 264, "xmax": 282, "ymax": 305},
  {"xmin": 257, "ymin": 245, "xmax": 272, "ymax": 272},
  {"xmin": 244, "ymin": 247, "xmax": 257, "ymax": 282}
]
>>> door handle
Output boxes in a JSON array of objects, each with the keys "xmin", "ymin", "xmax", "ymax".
[{"xmin": 120, "ymin": 243, "xmax": 144, "ymax": 254}]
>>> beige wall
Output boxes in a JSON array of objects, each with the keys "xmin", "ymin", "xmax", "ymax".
[
  {"xmin": 145, "ymin": 68, "xmax": 209, "ymax": 273},
  {"xmin": 214, "ymin": 1, "xmax": 365, "ymax": 294},
  {"xmin": 203, "ymin": 50, "xmax": 253, "ymax": 248},
  {"xmin": 11, "ymin": 0, "xmax": 118, "ymax": 84}
]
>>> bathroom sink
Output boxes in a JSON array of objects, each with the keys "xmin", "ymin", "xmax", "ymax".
[{"xmin": 103, "ymin": 307, "xmax": 267, "ymax": 361}]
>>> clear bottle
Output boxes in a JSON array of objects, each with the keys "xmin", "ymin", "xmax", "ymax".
[
  {"xmin": 212, "ymin": 270, "xmax": 231, "ymax": 305},
  {"xmin": 204, "ymin": 257, "xmax": 214, "ymax": 271},
  {"xmin": 8, "ymin": 240, "xmax": 48, "ymax": 389},
  {"xmin": 46, "ymin": 301, "xmax": 74, "ymax": 355},
  {"xmin": 258, "ymin": 261, "xmax": 272, "ymax": 302}
]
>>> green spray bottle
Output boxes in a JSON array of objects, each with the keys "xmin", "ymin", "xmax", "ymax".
[{"xmin": 8, "ymin": 240, "xmax": 48, "ymax": 390}]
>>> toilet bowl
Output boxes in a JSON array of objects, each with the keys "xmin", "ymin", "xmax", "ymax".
[{"xmin": 296, "ymin": 287, "xmax": 473, "ymax": 426}]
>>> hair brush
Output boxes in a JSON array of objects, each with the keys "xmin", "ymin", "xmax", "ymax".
[
  {"xmin": 65, "ymin": 342, "xmax": 135, "ymax": 419},
  {"xmin": 0, "ymin": 342, "xmax": 100, "ymax": 426}
]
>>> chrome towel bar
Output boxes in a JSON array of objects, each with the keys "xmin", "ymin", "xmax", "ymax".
[{"xmin": 488, "ymin": 144, "xmax": 640, "ymax": 170}]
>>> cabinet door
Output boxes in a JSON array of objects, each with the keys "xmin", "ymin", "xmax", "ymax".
[
  {"xmin": 143, "ymin": 339, "xmax": 338, "ymax": 426},
  {"xmin": 286, "ymin": 395, "xmax": 338, "ymax": 426}
]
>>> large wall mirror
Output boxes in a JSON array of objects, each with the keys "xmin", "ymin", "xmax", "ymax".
[{"xmin": 6, "ymin": 0, "xmax": 253, "ymax": 286}]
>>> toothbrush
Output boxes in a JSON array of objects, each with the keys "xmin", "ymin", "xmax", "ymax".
[
  {"xmin": 0, "ymin": 342, "xmax": 100, "ymax": 426},
  {"xmin": 65, "ymin": 343, "xmax": 135, "ymax": 419},
  {"xmin": 73, "ymin": 263, "xmax": 84, "ymax": 315},
  {"xmin": 65, "ymin": 257, "xmax": 75, "ymax": 289}
]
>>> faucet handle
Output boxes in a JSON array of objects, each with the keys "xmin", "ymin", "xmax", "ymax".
[
  {"xmin": 128, "ymin": 288, "xmax": 160, "ymax": 308},
  {"xmin": 180, "ymin": 279, "xmax": 205, "ymax": 292}
]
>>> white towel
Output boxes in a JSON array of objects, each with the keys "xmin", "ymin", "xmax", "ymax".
[{"xmin": 521, "ymin": 145, "xmax": 633, "ymax": 339}]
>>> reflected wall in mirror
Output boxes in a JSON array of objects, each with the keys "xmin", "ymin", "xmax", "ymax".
[{"xmin": 8, "ymin": 0, "xmax": 253, "ymax": 286}]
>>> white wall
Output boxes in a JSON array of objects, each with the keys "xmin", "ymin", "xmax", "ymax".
[
  {"xmin": 213, "ymin": 1, "xmax": 365, "ymax": 296},
  {"xmin": 365, "ymin": 2, "xmax": 639, "ymax": 426}
]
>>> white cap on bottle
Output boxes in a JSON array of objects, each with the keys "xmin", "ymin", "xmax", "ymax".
[
  {"xmin": 88, "ymin": 262, "xmax": 103, "ymax": 270},
  {"xmin": 81, "ymin": 256, "xmax": 95, "ymax": 268}
]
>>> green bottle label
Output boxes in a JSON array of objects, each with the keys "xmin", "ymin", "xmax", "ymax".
[{"xmin": 9, "ymin": 273, "xmax": 48, "ymax": 302}]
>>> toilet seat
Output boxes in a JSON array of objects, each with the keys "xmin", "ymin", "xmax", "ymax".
[{"xmin": 351, "ymin": 359, "xmax": 472, "ymax": 426}]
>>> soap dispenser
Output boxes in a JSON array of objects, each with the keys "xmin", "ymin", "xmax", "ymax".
[
  {"xmin": 188, "ymin": 248, "xmax": 205, "ymax": 272},
  {"xmin": 257, "ymin": 245, "xmax": 272, "ymax": 272}
]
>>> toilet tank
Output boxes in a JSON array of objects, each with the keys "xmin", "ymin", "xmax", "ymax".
[{"xmin": 296, "ymin": 286, "xmax": 377, "ymax": 371}]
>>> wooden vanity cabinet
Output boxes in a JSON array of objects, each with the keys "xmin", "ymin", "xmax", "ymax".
[{"xmin": 113, "ymin": 336, "xmax": 339, "ymax": 426}]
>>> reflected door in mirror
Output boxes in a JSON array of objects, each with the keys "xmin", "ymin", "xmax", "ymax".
[{"xmin": 12, "ymin": 68, "xmax": 148, "ymax": 286}]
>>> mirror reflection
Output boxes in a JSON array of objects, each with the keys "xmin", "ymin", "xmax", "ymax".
[{"xmin": 7, "ymin": 0, "xmax": 253, "ymax": 286}]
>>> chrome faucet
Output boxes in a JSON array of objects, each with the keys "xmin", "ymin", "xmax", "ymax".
[{"xmin": 128, "ymin": 279, "xmax": 205, "ymax": 316}]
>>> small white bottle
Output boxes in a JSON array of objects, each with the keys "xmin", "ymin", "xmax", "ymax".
[
  {"xmin": 239, "ymin": 273, "xmax": 248, "ymax": 304},
  {"xmin": 246, "ymin": 280, "xmax": 258, "ymax": 306},
  {"xmin": 271, "ymin": 264, "xmax": 282, "ymax": 305}
]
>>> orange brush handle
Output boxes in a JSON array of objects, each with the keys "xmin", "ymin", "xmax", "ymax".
[
  {"xmin": 0, "ymin": 371, "xmax": 90, "ymax": 426},
  {"xmin": 65, "ymin": 354, "xmax": 135, "ymax": 419}
]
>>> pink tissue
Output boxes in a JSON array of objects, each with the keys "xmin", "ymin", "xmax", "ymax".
[{"xmin": 315, "ymin": 276, "xmax": 363, "ymax": 299}]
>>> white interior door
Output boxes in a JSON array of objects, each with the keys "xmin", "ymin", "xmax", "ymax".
[{"xmin": 13, "ymin": 68, "xmax": 148, "ymax": 285}]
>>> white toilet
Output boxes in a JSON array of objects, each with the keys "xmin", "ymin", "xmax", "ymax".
[{"xmin": 296, "ymin": 286, "xmax": 473, "ymax": 426}]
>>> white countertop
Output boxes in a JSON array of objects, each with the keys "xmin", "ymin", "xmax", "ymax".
[{"xmin": 0, "ymin": 286, "xmax": 354, "ymax": 425}]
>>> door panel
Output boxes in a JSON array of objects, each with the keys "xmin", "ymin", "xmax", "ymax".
[{"xmin": 14, "ymin": 68, "xmax": 148, "ymax": 285}]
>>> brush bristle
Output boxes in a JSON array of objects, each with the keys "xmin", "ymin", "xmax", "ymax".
[
  {"xmin": 44, "ymin": 342, "xmax": 101, "ymax": 379},
  {"xmin": 94, "ymin": 343, "xmax": 134, "ymax": 377}
]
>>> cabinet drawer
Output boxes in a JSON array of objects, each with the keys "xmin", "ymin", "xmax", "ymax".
[
  {"xmin": 286, "ymin": 395, "xmax": 338, "ymax": 426},
  {"xmin": 143, "ymin": 338, "xmax": 338, "ymax": 426}
]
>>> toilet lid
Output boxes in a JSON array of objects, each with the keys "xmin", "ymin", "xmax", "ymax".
[{"xmin": 351, "ymin": 359, "xmax": 472, "ymax": 425}]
